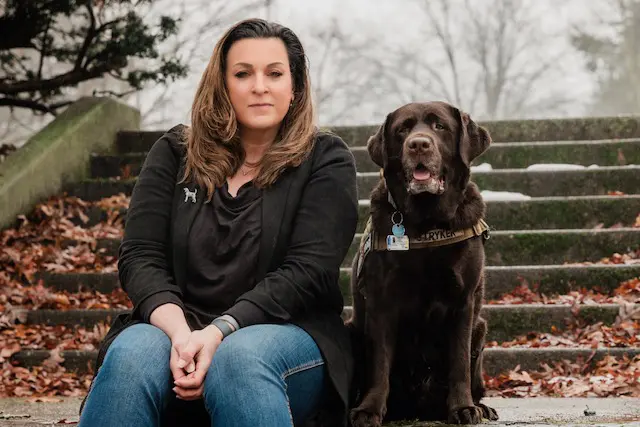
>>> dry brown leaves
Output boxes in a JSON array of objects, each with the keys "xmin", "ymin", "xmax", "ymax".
[
  {"xmin": 567, "ymin": 248, "xmax": 640, "ymax": 266},
  {"xmin": 0, "ymin": 195, "xmax": 128, "ymax": 283},
  {"xmin": 0, "ymin": 363, "xmax": 94, "ymax": 398},
  {"xmin": 0, "ymin": 323, "xmax": 109, "ymax": 361},
  {"xmin": 486, "ymin": 318, "xmax": 639, "ymax": 349},
  {"xmin": 486, "ymin": 278, "xmax": 640, "ymax": 348},
  {"xmin": 488, "ymin": 277, "xmax": 640, "ymax": 305},
  {"xmin": 0, "ymin": 282, "xmax": 130, "ymax": 311},
  {"xmin": 485, "ymin": 354, "xmax": 640, "ymax": 397}
]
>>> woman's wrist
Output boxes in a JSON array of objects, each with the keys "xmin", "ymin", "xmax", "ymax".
[
  {"xmin": 149, "ymin": 303, "xmax": 190, "ymax": 341},
  {"xmin": 209, "ymin": 315, "xmax": 239, "ymax": 339},
  {"xmin": 204, "ymin": 323, "xmax": 225, "ymax": 342}
]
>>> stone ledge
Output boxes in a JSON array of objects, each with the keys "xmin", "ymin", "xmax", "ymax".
[{"xmin": 0, "ymin": 97, "xmax": 140, "ymax": 230}]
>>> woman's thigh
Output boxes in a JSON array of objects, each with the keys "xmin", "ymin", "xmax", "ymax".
[
  {"xmin": 80, "ymin": 323, "xmax": 174, "ymax": 423},
  {"xmin": 99, "ymin": 323, "xmax": 173, "ymax": 382},
  {"xmin": 205, "ymin": 323, "xmax": 326, "ymax": 424}
]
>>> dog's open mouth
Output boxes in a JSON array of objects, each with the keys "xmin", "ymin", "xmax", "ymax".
[{"xmin": 409, "ymin": 163, "xmax": 445, "ymax": 195}]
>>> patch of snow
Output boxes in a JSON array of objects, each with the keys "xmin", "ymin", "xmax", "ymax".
[
  {"xmin": 526, "ymin": 164, "xmax": 586, "ymax": 171},
  {"xmin": 481, "ymin": 191, "xmax": 532, "ymax": 201},
  {"xmin": 471, "ymin": 163, "xmax": 493, "ymax": 172}
]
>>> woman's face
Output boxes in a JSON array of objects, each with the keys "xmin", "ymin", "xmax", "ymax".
[{"xmin": 225, "ymin": 37, "xmax": 294, "ymax": 136}]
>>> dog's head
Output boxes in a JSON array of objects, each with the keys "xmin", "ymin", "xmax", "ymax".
[{"xmin": 367, "ymin": 101, "xmax": 491, "ymax": 198}]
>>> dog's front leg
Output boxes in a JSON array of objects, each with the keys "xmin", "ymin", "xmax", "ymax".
[
  {"xmin": 350, "ymin": 281, "xmax": 399, "ymax": 427},
  {"xmin": 447, "ymin": 293, "xmax": 484, "ymax": 424}
]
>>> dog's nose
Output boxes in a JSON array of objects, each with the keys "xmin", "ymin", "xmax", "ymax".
[{"xmin": 407, "ymin": 136, "xmax": 432, "ymax": 153}]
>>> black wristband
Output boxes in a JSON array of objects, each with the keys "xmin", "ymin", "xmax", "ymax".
[{"xmin": 211, "ymin": 318, "xmax": 235, "ymax": 338}]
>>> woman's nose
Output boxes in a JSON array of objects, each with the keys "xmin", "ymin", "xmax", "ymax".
[{"xmin": 252, "ymin": 74, "xmax": 268, "ymax": 93}]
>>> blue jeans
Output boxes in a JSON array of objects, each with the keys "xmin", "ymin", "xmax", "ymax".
[{"xmin": 79, "ymin": 323, "xmax": 326, "ymax": 427}]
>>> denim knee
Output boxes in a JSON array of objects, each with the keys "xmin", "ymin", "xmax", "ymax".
[
  {"xmin": 205, "ymin": 335, "xmax": 268, "ymax": 388},
  {"xmin": 79, "ymin": 324, "xmax": 175, "ymax": 427},
  {"xmin": 99, "ymin": 323, "xmax": 173, "ymax": 391}
]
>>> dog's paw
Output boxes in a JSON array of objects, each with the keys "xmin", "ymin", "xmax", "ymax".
[
  {"xmin": 349, "ymin": 408, "xmax": 382, "ymax": 427},
  {"xmin": 476, "ymin": 402, "xmax": 499, "ymax": 421},
  {"xmin": 448, "ymin": 405, "xmax": 484, "ymax": 424}
]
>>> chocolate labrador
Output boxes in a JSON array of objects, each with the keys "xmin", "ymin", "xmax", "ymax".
[{"xmin": 347, "ymin": 101, "xmax": 498, "ymax": 426}]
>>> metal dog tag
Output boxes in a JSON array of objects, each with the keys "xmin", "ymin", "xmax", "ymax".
[{"xmin": 386, "ymin": 235, "xmax": 409, "ymax": 251}]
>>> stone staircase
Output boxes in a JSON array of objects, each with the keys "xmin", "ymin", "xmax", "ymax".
[{"xmin": 2, "ymin": 118, "xmax": 640, "ymax": 423}]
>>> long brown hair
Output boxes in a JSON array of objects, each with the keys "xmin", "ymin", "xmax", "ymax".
[{"xmin": 179, "ymin": 18, "xmax": 317, "ymax": 201}]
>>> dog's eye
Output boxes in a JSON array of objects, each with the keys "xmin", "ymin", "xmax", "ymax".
[{"xmin": 434, "ymin": 122, "xmax": 445, "ymax": 131}]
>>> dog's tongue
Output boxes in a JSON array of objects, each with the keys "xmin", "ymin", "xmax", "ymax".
[{"xmin": 413, "ymin": 170, "xmax": 431, "ymax": 181}]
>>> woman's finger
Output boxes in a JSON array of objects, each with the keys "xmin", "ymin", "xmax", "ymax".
[
  {"xmin": 170, "ymin": 347, "xmax": 187, "ymax": 382},
  {"xmin": 173, "ymin": 384, "xmax": 204, "ymax": 401},
  {"xmin": 173, "ymin": 368, "xmax": 201, "ymax": 389},
  {"xmin": 176, "ymin": 340, "xmax": 201, "ymax": 372},
  {"xmin": 174, "ymin": 341, "xmax": 216, "ymax": 389}
]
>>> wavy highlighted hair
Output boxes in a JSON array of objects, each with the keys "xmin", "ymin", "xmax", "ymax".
[{"xmin": 179, "ymin": 18, "xmax": 317, "ymax": 201}]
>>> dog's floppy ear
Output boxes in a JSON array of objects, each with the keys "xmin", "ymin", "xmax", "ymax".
[
  {"xmin": 366, "ymin": 115, "xmax": 389, "ymax": 168},
  {"xmin": 455, "ymin": 109, "xmax": 491, "ymax": 167}
]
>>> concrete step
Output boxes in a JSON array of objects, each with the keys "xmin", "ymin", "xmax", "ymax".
[
  {"xmin": 358, "ymin": 166, "xmax": 640, "ymax": 198},
  {"xmin": 1, "ymin": 397, "xmax": 639, "ymax": 427},
  {"xmin": 331, "ymin": 116, "xmax": 640, "ymax": 146},
  {"xmin": 474, "ymin": 139, "xmax": 640, "ymax": 169},
  {"xmin": 357, "ymin": 196, "xmax": 640, "ymax": 231},
  {"xmin": 71, "ymin": 227, "xmax": 639, "ymax": 267},
  {"xmin": 40, "ymin": 263, "xmax": 640, "ymax": 301},
  {"xmin": 90, "ymin": 139, "xmax": 640, "ymax": 178},
  {"xmin": 14, "ymin": 304, "xmax": 636, "ymax": 343},
  {"xmin": 64, "ymin": 178, "xmax": 135, "ymax": 201},
  {"xmin": 343, "ymin": 228, "xmax": 640, "ymax": 267},
  {"xmin": 90, "ymin": 152, "xmax": 144, "ymax": 178},
  {"xmin": 115, "ymin": 117, "xmax": 640, "ymax": 152},
  {"xmin": 352, "ymin": 139, "xmax": 640, "ymax": 173},
  {"xmin": 81, "ymin": 195, "xmax": 640, "ymax": 231},
  {"xmin": 67, "ymin": 166, "xmax": 640, "ymax": 203},
  {"xmin": 9, "ymin": 347, "xmax": 639, "ymax": 378}
]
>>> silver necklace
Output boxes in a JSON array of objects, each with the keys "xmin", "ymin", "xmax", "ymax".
[{"xmin": 241, "ymin": 161, "xmax": 260, "ymax": 176}]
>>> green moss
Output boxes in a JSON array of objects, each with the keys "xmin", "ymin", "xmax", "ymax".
[
  {"xmin": 485, "ymin": 266, "xmax": 640, "ymax": 299},
  {"xmin": 0, "ymin": 97, "xmax": 140, "ymax": 229},
  {"xmin": 329, "ymin": 116, "xmax": 640, "ymax": 146},
  {"xmin": 485, "ymin": 196, "xmax": 640, "ymax": 230},
  {"xmin": 477, "ymin": 116, "xmax": 640, "ymax": 142},
  {"xmin": 472, "ymin": 167, "xmax": 640, "ymax": 197},
  {"xmin": 483, "ymin": 305, "xmax": 622, "ymax": 342},
  {"xmin": 341, "ymin": 265, "xmax": 640, "ymax": 300},
  {"xmin": 356, "ymin": 197, "xmax": 640, "ymax": 233},
  {"xmin": 476, "ymin": 140, "xmax": 640, "ymax": 168},
  {"xmin": 357, "ymin": 168, "xmax": 640, "ymax": 198},
  {"xmin": 345, "ymin": 230, "xmax": 640, "ymax": 267}
]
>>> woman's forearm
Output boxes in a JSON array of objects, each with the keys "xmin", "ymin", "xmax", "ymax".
[{"xmin": 149, "ymin": 303, "xmax": 191, "ymax": 340}]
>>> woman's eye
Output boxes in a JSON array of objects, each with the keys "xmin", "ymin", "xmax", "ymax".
[
  {"xmin": 270, "ymin": 71, "xmax": 283, "ymax": 77},
  {"xmin": 235, "ymin": 71, "xmax": 249, "ymax": 78}
]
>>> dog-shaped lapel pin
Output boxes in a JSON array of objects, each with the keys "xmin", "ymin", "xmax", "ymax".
[{"xmin": 183, "ymin": 187, "xmax": 197, "ymax": 203}]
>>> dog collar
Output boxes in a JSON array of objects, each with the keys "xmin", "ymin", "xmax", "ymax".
[
  {"xmin": 356, "ymin": 215, "xmax": 490, "ymax": 278},
  {"xmin": 361, "ymin": 216, "xmax": 490, "ymax": 251}
]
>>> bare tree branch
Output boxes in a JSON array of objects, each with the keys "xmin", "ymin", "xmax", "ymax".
[
  {"xmin": 75, "ymin": 2, "xmax": 98, "ymax": 70},
  {"xmin": 403, "ymin": 0, "xmax": 569, "ymax": 119}
]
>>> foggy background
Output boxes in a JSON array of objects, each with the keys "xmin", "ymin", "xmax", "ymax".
[{"xmin": 2, "ymin": 0, "xmax": 639, "ymax": 147}]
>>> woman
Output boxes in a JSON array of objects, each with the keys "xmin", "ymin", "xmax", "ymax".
[{"xmin": 78, "ymin": 18, "xmax": 358, "ymax": 427}]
